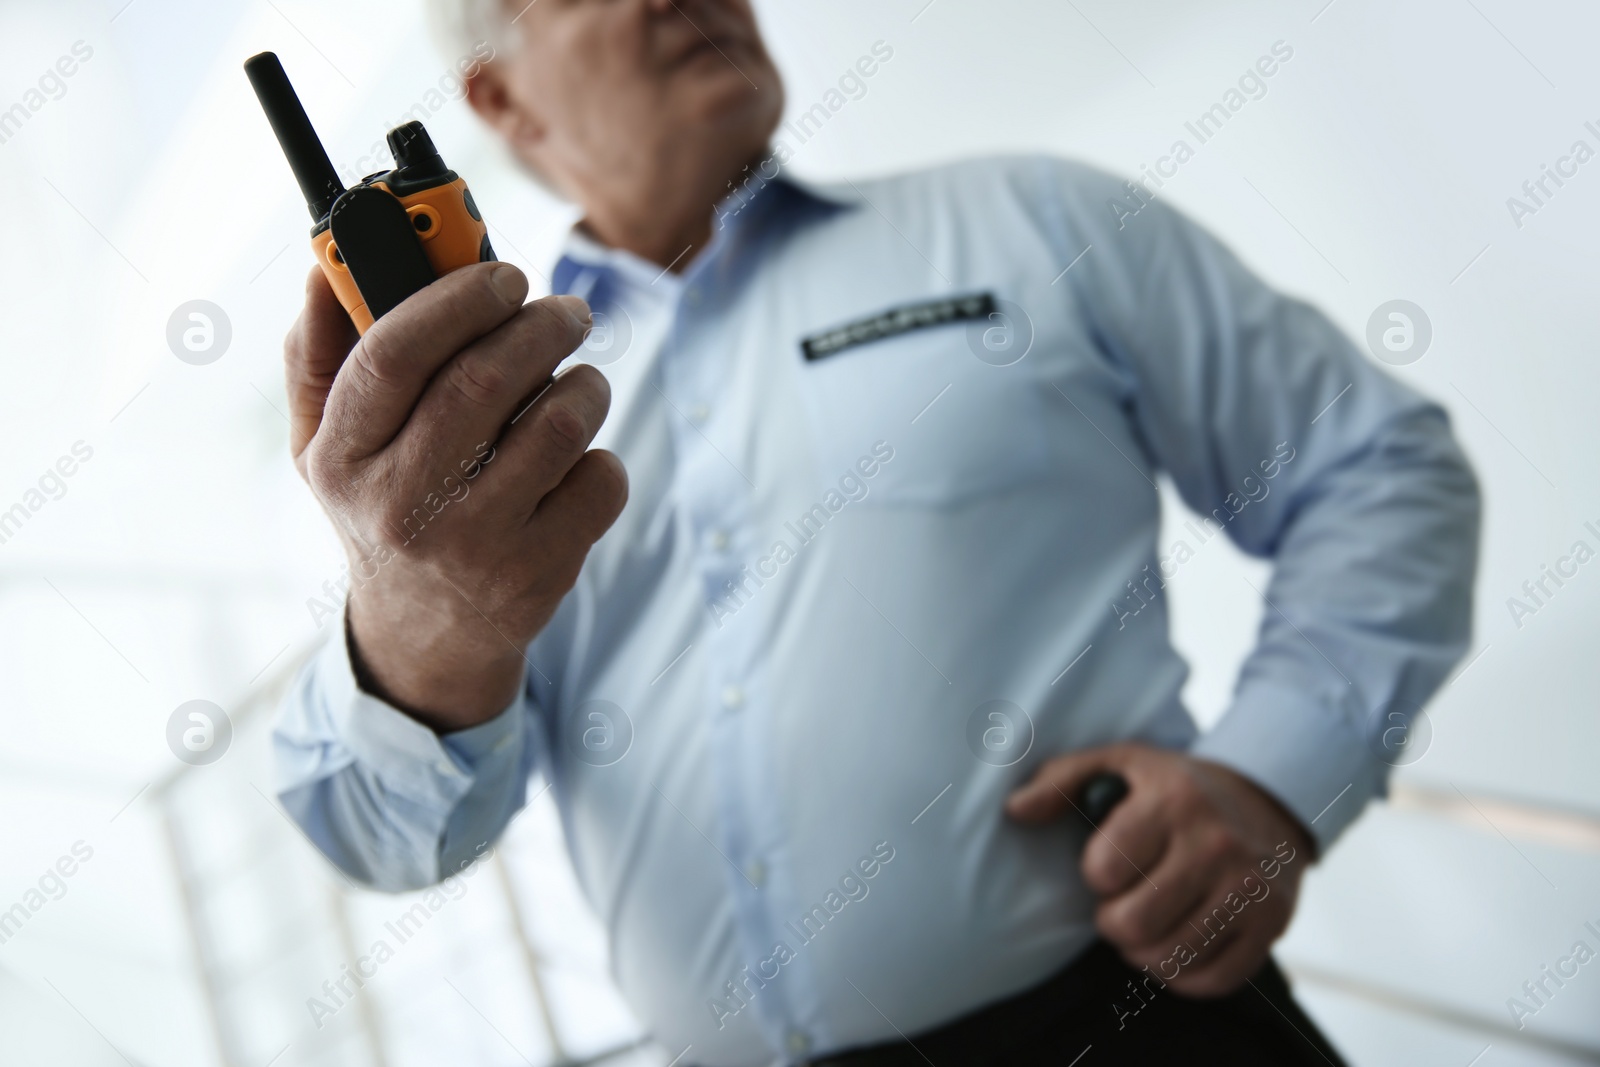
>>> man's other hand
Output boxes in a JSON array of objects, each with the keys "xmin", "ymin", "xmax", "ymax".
[
  {"xmin": 283, "ymin": 262, "xmax": 628, "ymax": 731},
  {"xmin": 1006, "ymin": 743, "xmax": 1313, "ymax": 996}
]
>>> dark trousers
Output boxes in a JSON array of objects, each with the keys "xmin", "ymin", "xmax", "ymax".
[{"xmin": 807, "ymin": 940, "xmax": 1347, "ymax": 1066}]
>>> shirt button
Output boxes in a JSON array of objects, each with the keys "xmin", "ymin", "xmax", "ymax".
[
  {"xmin": 785, "ymin": 1030, "xmax": 810, "ymax": 1056},
  {"xmin": 686, "ymin": 288, "xmax": 702, "ymax": 305},
  {"xmin": 688, "ymin": 403, "xmax": 711, "ymax": 424},
  {"xmin": 708, "ymin": 529, "xmax": 730, "ymax": 551},
  {"xmin": 720, "ymin": 684, "xmax": 745, "ymax": 710},
  {"xmin": 745, "ymin": 859, "xmax": 767, "ymax": 887},
  {"xmin": 434, "ymin": 759, "xmax": 458, "ymax": 777}
]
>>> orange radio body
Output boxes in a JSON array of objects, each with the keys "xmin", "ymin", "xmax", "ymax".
[{"xmin": 246, "ymin": 51, "xmax": 494, "ymax": 333}]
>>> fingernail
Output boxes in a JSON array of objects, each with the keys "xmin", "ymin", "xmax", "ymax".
[
  {"xmin": 490, "ymin": 265, "xmax": 527, "ymax": 304},
  {"xmin": 553, "ymin": 294, "xmax": 592, "ymax": 326}
]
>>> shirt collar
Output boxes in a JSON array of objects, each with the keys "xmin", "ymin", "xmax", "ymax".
[
  {"xmin": 774, "ymin": 171, "xmax": 859, "ymax": 209},
  {"xmin": 550, "ymin": 229, "xmax": 667, "ymax": 305},
  {"xmin": 550, "ymin": 166, "xmax": 857, "ymax": 300}
]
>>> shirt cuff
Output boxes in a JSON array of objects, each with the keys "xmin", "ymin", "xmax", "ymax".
[
  {"xmin": 1189, "ymin": 677, "xmax": 1386, "ymax": 855},
  {"xmin": 317, "ymin": 602, "xmax": 529, "ymax": 811}
]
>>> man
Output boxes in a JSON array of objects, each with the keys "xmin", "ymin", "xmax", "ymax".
[{"xmin": 274, "ymin": 1, "xmax": 1479, "ymax": 1063}]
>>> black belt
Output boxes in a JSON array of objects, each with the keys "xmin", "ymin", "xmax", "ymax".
[{"xmin": 795, "ymin": 940, "xmax": 1347, "ymax": 1067}]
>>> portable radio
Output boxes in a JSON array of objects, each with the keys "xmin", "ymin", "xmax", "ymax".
[
  {"xmin": 244, "ymin": 51, "xmax": 495, "ymax": 334},
  {"xmin": 1079, "ymin": 772, "xmax": 1129, "ymax": 828}
]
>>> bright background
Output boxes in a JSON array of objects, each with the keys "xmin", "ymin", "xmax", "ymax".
[{"xmin": 1, "ymin": 0, "xmax": 1597, "ymax": 1064}]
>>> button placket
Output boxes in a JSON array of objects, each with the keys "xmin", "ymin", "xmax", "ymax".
[{"xmin": 666, "ymin": 233, "xmax": 815, "ymax": 1045}]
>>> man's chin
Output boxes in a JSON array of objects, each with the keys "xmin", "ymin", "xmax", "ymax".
[{"xmin": 673, "ymin": 63, "xmax": 781, "ymax": 133}]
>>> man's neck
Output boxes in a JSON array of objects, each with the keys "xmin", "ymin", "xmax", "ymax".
[
  {"xmin": 573, "ymin": 146, "xmax": 770, "ymax": 271},
  {"xmin": 577, "ymin": 202, "xmax": 713, "ymax": 273}
]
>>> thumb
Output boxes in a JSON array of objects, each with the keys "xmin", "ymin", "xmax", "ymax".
[
  {"xmin": 284, "ymin": 265, "xmax": 359, "ymax": 470},
  {"xmin": 1005, "ymin": 745, "xmax": 1132, "ymax": 823}
]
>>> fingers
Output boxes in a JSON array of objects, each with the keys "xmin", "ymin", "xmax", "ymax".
[
  {"xmin": 401, "ymin": 295, "xmax": 594, "ymax": 465},
  {"xmin": 1096, "ymin": 821, "xmax": 1295, "ymax": 998},
  {"xmin": 1011, "ymin": 746, "xmax": 1303, "ymax": 1001},
  {"xmin": 319, "ymin": 263, "xmax": 535, "ymax": 462},
  {"xmin": 1161, "ymin": 921, "xmax": 1271, "ymax": 998},
  {"xmin": 326, "ymin": 357, "xmax": 616, "ymax": 578},
  {"xmin": 528, "ymin": 448, "xmax": 630, "ymax": 556},
  {"xmin": 284, "ymin": 266, "xmax": 359, "ymax": 468},
  {"xmin": 472, "ymin": 364, "xmax": 614, "ymax": 509},
  {"xmin": 1118, "ymin": 895, "xmax": 1274, "ymax": 998},
  {"xmin": 1005, "ymin": 744, "xmax": 1136, "ymax": 822},
  {"xmin": 1093, "ymin": 830, "xmax": 1214, "ymax": 949},
  {"xmin": 405, "ymin": 365, "xmax": 621, "ymax": 554},
  {"xmin": 1079, "ymin": 785, "xmax": 1170, "ymax": 897}
]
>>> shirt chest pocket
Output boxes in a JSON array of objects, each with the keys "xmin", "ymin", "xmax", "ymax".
[{"xmin": 792, "ymin": 295, "xmax": 1056, "ymax": 508}]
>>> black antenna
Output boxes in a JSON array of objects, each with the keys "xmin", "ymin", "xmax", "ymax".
[{"xmin": 244, "ymin": 51, "xmax": 344, "ymax": 220}]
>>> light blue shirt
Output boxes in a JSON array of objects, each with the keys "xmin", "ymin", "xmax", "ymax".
[{"xmin": 275, "ymin": 156, "xmax": 1479, "ymax": 1066}]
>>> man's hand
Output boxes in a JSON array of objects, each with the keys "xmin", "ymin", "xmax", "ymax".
[
  {"xmin": 283, "ymin": 262, "xmax": 628, "ymax": 732},
  {"xmin": 1006, "ymin": 744, "xmax": 1313, "ymax": 996}
]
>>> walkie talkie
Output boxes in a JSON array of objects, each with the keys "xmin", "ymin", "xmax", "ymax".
[{"xmin": 244, "ymin": 51, "xmax": 495, "ymax": 334}]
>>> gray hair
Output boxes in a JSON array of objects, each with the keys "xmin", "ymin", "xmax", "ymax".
[
  {"xmin": 424, "ymin": 0, "xmax": 520, "ymax": 60},
  {"xmin": 423, "ymin": 0, "xmax": 569, "ymax": 202}
]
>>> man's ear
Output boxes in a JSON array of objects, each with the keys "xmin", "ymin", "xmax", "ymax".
[{"xmin": 464, "ymin": 64, "xmax": 544, "ymax": 148}]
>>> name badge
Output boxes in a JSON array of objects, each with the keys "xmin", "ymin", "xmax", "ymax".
[{"xmin": 800, "ymin": 292, "xmax": 996, "ymax": 361}]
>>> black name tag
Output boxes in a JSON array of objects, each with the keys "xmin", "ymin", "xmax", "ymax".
[{"xmin": 800, "ymin": 292, "xmax": 996, "ymax": 361}]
